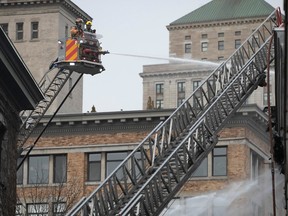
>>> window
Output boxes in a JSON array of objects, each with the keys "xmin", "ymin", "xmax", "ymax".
[
  {"xmin": 218, "ymin": 41, "xmax": 224, "ymax": 50},
  {"xmin": 31, "ymin": 22, "xmax": 39, "ymax": 39},
  {"xmin": 16, "ymin": 22, "xmax": 24, "ymax": 41},
  {"xmin": 212, "ymin": 147, "xmax": 227, "ymax": 176},
  {"xmin": 201, "ymin": 34, "xmax": 207, "ymax": 39},
  {"xmin": 193, "ymin": 80, "xmax": 201, "ymax": 91},
  {"xmin": 53, "ymin": 203, "xmax": 66, "ymax": 216},
  {"xmin": 27, "ymin": 203, "xmax": 49, "ymax": 216},
  {"xmin": 65, "ymin": 24, "xmax": 69, "ymax": 38},
  {"xmin": 0, "ymin": 23, "xmax": 8, "ymax": 35},
  {"xmin": 177, "ymin": 82, "xmax": 185, "ymax": 107},
  {"xmin": 235, "ymin": 31, "xmax": 241, "ymax": 36},
  {"xmin": 131, "ymin": 151, "xmax": 145, "ymax": 178},
  {"xmin": 235, "ymin": 39, "xmax": 241, "ymax": 49},
  {"xmin": 184, "ymin": 43, "xmax": 191, "ymax": 53},
  {"xmin": 17, "ymin": 157, "xmax": 24, "ymax": 185},
  {"xmin": 177, "ymin": 82, "xmax": 185, "ymax": 93},
  {"xmin": 192, "ymin": 157, "xmax": 208, "ymax": 177},
  {"xmin": 185, "ymin": 35, "xmax": 191, "ymax": 40},
  {"xmin": 192, "ymin": 80, "xmax": 201, "ymax": 109},
  {"xmin": 156, "ymin": 83, "xmax": 164, "ymax": 94},
  {"xmin": 218, "ymin": 56, "xmax": 224, "ymax": 60},
  {"xmin": 16, "ymin": 204, "xmax": 23, "ymax": 216},
  {"xmin": 218, "ymin": 32, "xmax": 224, "ymax": 37},
  {"xmin": 156, "ymin": 99, "xmax": 164, "ymax": 109},
  {"xmin": 53, "ymin": 155, "xmax": 67, "ymax": 183},
  {"xmin": 28, "ymin": 156, "xmax": 49, "ymax": 184},
  {"xmin": 106, "ymin": 152, "xmax": 128, "ymax": 178},
  {"xmin": 201, "ymin": 42, "xmax": 208, "ymax": 52},
  {"xmin": 88, "ymin": 153, "xmax": 101, "ymax": 181},
  {"xmin": 156, "ymin": 83, "xmax": 164, "ymax": 109}
]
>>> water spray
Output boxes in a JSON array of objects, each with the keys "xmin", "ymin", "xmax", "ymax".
[{"xmin": 110, "ymin": 52, "xmax": 220, "ymax": 66}]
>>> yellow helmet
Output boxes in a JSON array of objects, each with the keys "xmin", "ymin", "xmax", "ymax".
[{"xmin": 86, "ymin": 21, "xmax": 92, "ymax": 26}]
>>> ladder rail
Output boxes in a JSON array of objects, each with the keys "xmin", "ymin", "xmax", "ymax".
[{"xmin": 66, "ymin": 8, "xmax": 280, "ymax": 216}]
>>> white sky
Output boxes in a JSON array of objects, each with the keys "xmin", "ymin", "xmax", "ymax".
[{"xmin": 71, "ymin": 0, "xmax": 284, "ymax": 113}]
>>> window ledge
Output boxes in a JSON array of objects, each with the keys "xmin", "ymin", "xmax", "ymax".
[
  {"xmin": 85, "ymin": 181, "xmax": 101, "ymax": 185},
  {"xmin": 17, "ymin": 183, "xmax": 67, "ymax": 187},
  {"xmin": 14, "ymin": 40, "xmax": 26, "ymax": 43},
  {"xmin": 30, "ymin": 39, "xmax": 40, "ymax": 42},
  {"xmin": 190, "ymin": 176, "xmax": 228, "ymax": 181}
]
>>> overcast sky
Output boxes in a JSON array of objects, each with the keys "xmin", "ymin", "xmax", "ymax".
[{"xmin": 71, "ymin": 0, "xmax": 283, "ymax": 113}]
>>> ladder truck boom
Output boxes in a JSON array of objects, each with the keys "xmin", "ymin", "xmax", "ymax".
[
  {"xmin": 66, "ymin": 8, "xmax": 282, "ymax": 216},
  {"xmin": 17, "ymin": 31, "xmax": 108, "ymax": 161}
]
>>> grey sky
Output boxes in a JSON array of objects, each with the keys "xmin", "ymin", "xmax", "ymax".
[{"xmin": 71, "ymin": 0, "xmax": 283, "ymax": 112}]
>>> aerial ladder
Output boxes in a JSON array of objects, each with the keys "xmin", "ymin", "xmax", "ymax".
[
  {"xmin": 66, "ymin": 8, "xmax": 282, "ymax": 216},
  {"xmin": 17, "ymin": 32, "xmax": 108, "ymax": 168}
]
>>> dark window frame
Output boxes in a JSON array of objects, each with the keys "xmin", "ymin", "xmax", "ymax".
[
  {"xmin": 184, "ymin": 43, "xmax": 192, "ymax": 53},
  {"xmin": 27, "ymin": 203, "xmax": 49, "ymax": 216},
  {"xmin": 185, "ymin": 35, "xmax": 191, "ymax": 40},
  {"xmin": 201, "ymin": 33, "xmax": 208, "ymax": 39},
  {"xmin": 31, "ymin": 21, "xmax": 39, "ymax": 39},
  {"xmin": 53, "ymin": 154, "xmax": 67, "ymax": 183},
  {"xmin": 17, "ymin": 157, "xmax": 24, "ymax": 185},
  {"xmin": 192, "ymin": 157, "xmax": 208, "ymax": 177},
  {"xmin": 201, "ymin": 42, "xmax": 208, "ymax": 52},
  {"xmin": 87, "ymin": 153, "xmax": 101, "ymax": 181},
  {"xmin": 218, "ymin": 40, "xmax": 224, "ymax": 50},
  {"xmin": 0, "ymin": 23, "xmax": 8, "ymax": 35},
  {"xmin": 106, "ymin": 152, "xmax": 128, "ymax": 178},
  {"xmin": 218, "ymin": 32, "xmax": 224, "ymax": 37},
  {"xmin": 28, "ymin": 155, "xmax": 49, "ymax": 184},
  {"xmin": 212, "ymin": 147, "xmax": 227, "ymax": 176},
  {"xmin": 156, "ymin": 83, "xmax": 164, "ymax": 94},
  {"xmin": 16, "ymin": 22, "xmax": 24, "ymax": 41},
  {"xmin": 235, "ymin": 31, "xmax": 241, "ymax": 36},
  {"xmin": 235, "ymin": 39, "xmax": 241, "ymax": 49}
]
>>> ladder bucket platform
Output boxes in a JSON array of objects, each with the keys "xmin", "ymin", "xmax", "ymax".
[{"xmin": 55, "ymin": 60, "xmax": 105, "ymax": 75}]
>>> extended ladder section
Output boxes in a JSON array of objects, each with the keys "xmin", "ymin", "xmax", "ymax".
[
  {"xmin": 17, "ymin": 68, "xmax": 73, "ymax": 150},
  {"xmin": 67, "ymin": 9, "xmax": 282, "ymax": 216}
]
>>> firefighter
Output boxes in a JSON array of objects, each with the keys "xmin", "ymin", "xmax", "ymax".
[
  {"xmin": 70, "ymin": 18, "xmax": 84, "ymax": 38},
  {"xmin": 84, "ymin": 21, "xmax": 96, "ymax": 33}
]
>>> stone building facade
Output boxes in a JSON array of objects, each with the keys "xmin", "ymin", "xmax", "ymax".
[
  {"xmin": 0, "ymin": 0, "xmax": 93, "ymax": 114},
  {"xmin": 141, "ymin": 0, "xmax": 276, "ymax": 110},
  {"xmin": 15, "ymin": 105, "xmax": 284, "ymax": 215}
]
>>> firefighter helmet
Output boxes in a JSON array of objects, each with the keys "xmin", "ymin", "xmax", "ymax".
[
  {"xmin": 75, "ymin": 18, "xmax": 84, "ymax": 24},
  {"xmin": 86, "ymin": 21, "xmax": 92, "ymax": 26}
]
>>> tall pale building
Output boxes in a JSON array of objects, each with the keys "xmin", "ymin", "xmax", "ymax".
[
  {"xmin": 141, "ymin": 0, "xmax": 276, "ymax": 110},
  {"xmin": 0, "ymin": 0, "xmax": 92, "ymax": 113}
]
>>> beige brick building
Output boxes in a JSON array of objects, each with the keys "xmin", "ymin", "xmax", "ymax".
[
  {"xmin": 16, "ymin": 105, "xmax": 284, "ymax": 215},
  {"xmin": 141, "ymin": 0, "xmax": 276, "ymax": 110},
  {"xmin": 0, "ymin": 0, "xmax": 93, "ymax": 114}
]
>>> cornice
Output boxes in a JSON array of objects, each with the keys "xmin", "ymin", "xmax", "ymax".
[
  {"xmin": 167, "ymin": 17, "xmax": 265, "ymax": 31},
  {"xmin": 139, "ymin": 69, "xmax": 212, "ymax": 78},
  {"xmin": 30, "ymin": 105, "xmax": 268, "ymax": 137},
  {"xmin": 31, "ymin": 109, "xmax": 174, "ymax": 135},
  {"xmin": 0, "ymin": 0, "xmax": 92, "ymax": 21}
]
